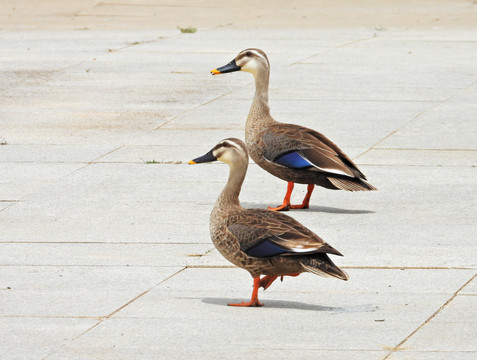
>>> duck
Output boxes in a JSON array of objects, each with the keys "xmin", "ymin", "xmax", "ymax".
[
  {"xmin": 211, "ymin": 49, "xmax": 376, "ymax": 211},
  {"xmin": 189, "ymin": 138, "xmax": 348, "ymax": 307}
]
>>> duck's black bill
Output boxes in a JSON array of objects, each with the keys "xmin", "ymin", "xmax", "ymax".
[
  {"xmin": 211, "ymin": 59, "xmax": 240, "ymax": 75},
  {"xmin": 189, "ymin": 150, "xmax": 217, "ymax": 164}
]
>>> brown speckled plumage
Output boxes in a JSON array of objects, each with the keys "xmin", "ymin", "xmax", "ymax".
[
  {"xmin": 190, "ymin": 138, "xmax": 348, "ymax": 305},
  {"xmin": 213, "ymin": 49, "xmax": 376, "ymax": 210}
]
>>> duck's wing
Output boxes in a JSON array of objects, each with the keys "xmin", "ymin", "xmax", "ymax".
[
  {"xmin": 261, "ymin": 123, "xmax": 366, "ymax": 180},
  {"xmin": 226, "ymin": 209, "xmax": 343, "ymax": 258}
]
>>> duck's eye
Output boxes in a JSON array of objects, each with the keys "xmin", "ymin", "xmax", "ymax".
[{"xmin": 246, "ymin": 51, "xmax": 252, "ymax": 57}]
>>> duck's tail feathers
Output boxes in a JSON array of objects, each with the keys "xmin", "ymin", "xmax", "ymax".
[
  {"xmin": 328, "ymin": 176, "xmax": 377, "ymax": 192},
  {"xmin": 301, "ymin": 255, "xmax": 349, "ymax": 281}
]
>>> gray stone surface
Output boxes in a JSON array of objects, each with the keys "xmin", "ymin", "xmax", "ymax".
[
  {"xmin": 1, "ymin": 266, "xmax": 182, "ymax": 317},
  {"xmin": 39, "ymin": 267, "xmax": 475, "ymax": 359},
  {"xmin": 1, "ymin": 3, "xmax": 476, "ymax": 359},
  {"xmin": 0, "ymin": 318, "xmax": 97, "ymax": 360}
]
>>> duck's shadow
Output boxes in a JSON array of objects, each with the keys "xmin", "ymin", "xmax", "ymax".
[
  {"xmin": 241, "ymin": 203, "xmax": 374, "ymax": 215},
  {"xmin": 200, "ymin": 297, "xmax": 378, "ymax": 313}
]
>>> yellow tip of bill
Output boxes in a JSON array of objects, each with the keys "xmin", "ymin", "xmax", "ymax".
[
  {"xmin": 210, "ymin": 69, "xmax": 221, "ymax": 75},
  {"xmin": 188, "ymin": 160, "xmax": 197, "ymax": 165}
]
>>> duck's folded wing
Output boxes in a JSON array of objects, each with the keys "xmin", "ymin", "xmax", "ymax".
[
  {"xmin": 262, "ymin": 124, "xmax": 365, "ymax": 179},
  {"xmin": 226, "ymin": 210, "xmax": 342, "ymax": 258}
]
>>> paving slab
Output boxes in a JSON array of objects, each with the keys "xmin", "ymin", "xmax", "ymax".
[
  {"xmin": 43, "ymin": 267, "xmax": 474, "ymax": 359},
  {"xmin": 387, "ymin": 351, "xmax": 477, "ymax": 360},
  {"xmin": 0, "ymin": 265, "xmax": 182, "ymax": 317},
  {"xmin": 130, "ymin": 128, "xmax": 245, "ymax": 146},
  {"xmin": 0, "ymin": 163, "xmax": 84, "ymax": 200},
  {"xmin": 460, "ymin": 276, "xmax": 477, "ymax": 295},
  {"xmin": 390, "ymin": 321, "xmax": 476, "ymax": 352},
  {"xmin": 377, "ymin": 91, "xmax": 477, "ymax": 150},
  {"xmin": 357, "ymin": 149, "xmax": 477, "ymax": 167},
  {"xmin": 0, "ymin": 317, "xmax": 98, "ymax": 360},
  {"xmin": 0, "ymin": 243, "xmax": 212, "ymax": 267},
  {"xmin": 0, "ymin": 144, "xmax": 116, "ymax": 162}
]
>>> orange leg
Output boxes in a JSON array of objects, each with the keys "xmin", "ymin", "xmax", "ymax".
[
  {"xmin": 268, "ymin": 182, "xmax": 295, "ymax": 211},
  {"xmin": 228, "ymin": 276, "xmax": 264, "ymax": 307},
  {"xmin": 260, "ymin": 273, "xmax": 301, "ymax": 290},
  {"xmin": 290, "ymin": 184, "xmax": 315, "ymax": 209},
  {"xmin": 269, "ymin": 182, "xmax": 315, "ymax": 211},
  {"xmin": 280, "ymin": 273, "xmax": 300, "ymax": 281},
  {"xmin": 259, "ymin": 275, "xmax": 278, "ymax": 290}
]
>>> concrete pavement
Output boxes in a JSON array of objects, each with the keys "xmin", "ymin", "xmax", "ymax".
[{"xmin": 1, "ymin": 1, "xmax": 476, "ymax": 359}]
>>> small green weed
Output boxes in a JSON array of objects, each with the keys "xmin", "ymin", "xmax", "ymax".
[{"xmin": 178, "ymin": 26, "xmax": 197, "ymax": 34}]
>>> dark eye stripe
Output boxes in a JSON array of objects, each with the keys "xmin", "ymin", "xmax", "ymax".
[
  {"xmin": 215, "ymin": 142, "xmax": 235, "ymax": 150},
  {"xmin": 214, "ymin": 139, "xmax": 248, "ymax": 155},
  {"xmin": 237, "ymin": 49, "xmax": 268, "ymax": 65}
]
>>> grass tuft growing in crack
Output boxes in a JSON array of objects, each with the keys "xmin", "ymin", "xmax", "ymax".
[{"xmin": 178, "ymin": 26, "xmax": 197, "ymax": 33}]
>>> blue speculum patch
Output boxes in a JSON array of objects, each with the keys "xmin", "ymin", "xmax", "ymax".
[
  {"xmin": 246, "ymin": 240, "xmax": 289, "ymax": 257},
  {"xmin": 274, "ymin": 151, "xmax": 313, "ymax": 169}
]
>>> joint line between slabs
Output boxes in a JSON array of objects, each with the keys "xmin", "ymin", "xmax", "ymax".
[
  {"xmin": 152, "ymin": 87, "xmax": 247, "ymax": 131},
  {"xmin": 83, "ymin": 78, "xmax": 249, "ymax": 151},
  {"xmin": 57, "ymin": 145, "xmax": 125, "ymax": 179},
  {"xmin": 41, "ymin": 267, "xmax": 187, "ymax": 360},
  {"xmin": 0, "ymin": 201, "xmax": 18, "ymax": 213},
  {"xmin": 336, "ymin": 34, "xmax": 377, "ymax": 48},
  {"xmin": 186, "ymin": 265, "xmax": 474, "ymax": 270},
  {"xmin": 355, "ymin": 81, "xmax": 477, "ymax": 161},
  {"xmin": 354, "ymin": 101, "xmax": 443, "ymax": 161},
  {"xmin": 382, "ymin": 273, "xmax": 477, "ymax": 360},
  {"xmin": 89, "ymin": 145, "xmax": 126, "ymax": 163},
  {"xmin": 0, "ymin": 192, "xmax": 33, "ymax": 212},
  {"xmin": 57, "ymin": 32, "xmax": 183, "ymax": 71},
  {"xmin": 288, "ymin": 35, "xmax": 375, "ymax": 67}
]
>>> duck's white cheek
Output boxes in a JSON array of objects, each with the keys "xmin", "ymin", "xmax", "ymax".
[
  {"xmin": 218, "ymin": 152, "xmax": 234, "ymax": 164},
  {"xmin": 241, "ymin": 61, "xmax": 260, "ymax": 75}
]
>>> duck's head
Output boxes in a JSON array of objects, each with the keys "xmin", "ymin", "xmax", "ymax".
[
  {"xmin": 189, "ymin": 138, "xmax": 248, "ymax": 167},
  {"xmin": 211, "ymin": 49, "xmax": 269, "ymax": 78}
]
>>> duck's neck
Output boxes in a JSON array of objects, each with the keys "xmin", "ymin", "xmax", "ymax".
[
  {"xmin": 246, "ymin": 69, "xmax": 276, "ymax": 141},
  {"xmin": 252, "ymin": 70, "xmax": 270, "ymax": 108},
  {"xmin": 215, "ymin": 160, "xmax": 247, "ymax": 210}
]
